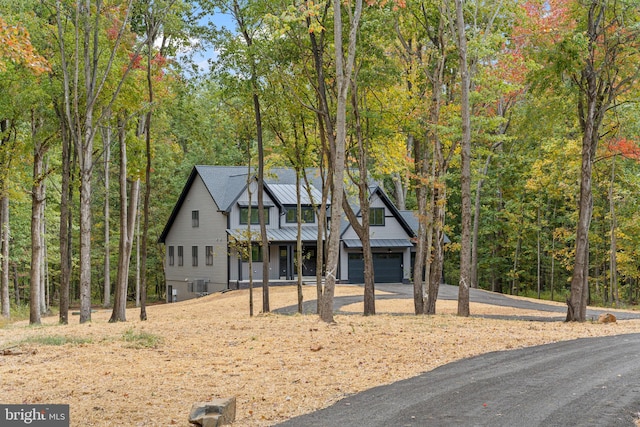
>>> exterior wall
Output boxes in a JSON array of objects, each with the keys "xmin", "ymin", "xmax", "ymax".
[
  {"xmin": 164, "ymin": 175, "xmax": 228, "ymax": 302},
  {"xmin": 228, "ymin": 243, "xmax": 279, "ymax": 283}
]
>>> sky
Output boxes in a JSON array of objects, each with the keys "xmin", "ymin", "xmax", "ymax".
[{"xmin": 189, "ymin": 9, "xmax": 235, "ymax": 74}]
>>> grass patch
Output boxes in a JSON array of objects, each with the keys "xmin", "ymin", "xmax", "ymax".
[
  {"xmin": 20, "ymin": 335, "xmax": 92, "ymax": 346},
  {"xmin": 122, "ymin": 328, "xmax": 163, "ymax": 349}
]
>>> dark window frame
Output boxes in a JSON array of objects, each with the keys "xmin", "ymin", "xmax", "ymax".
[
  {"xmin": 192, "ymin": 246, "xmax": 198, "ymax": 266},
  {"xmin": 177, "ymin": 246, "xmax": 184, "ymax": 266},
  {"xmin": 192, "ymin": 210, "xmax": 199, "ymax": 228},
  {"xmin": 285, "ymin": 206, "xmax": 315, "ymax": 224},
  {"xmin": 168, "ymin": 246, "xmax": 174, "ymax": 266},
  {"xmin": 370, "ymin": 208, "xmax": 385, "ymax": 226},
  {"xmin": 239, "ymin": 207, "xmax": 269, "ymax": 225}
]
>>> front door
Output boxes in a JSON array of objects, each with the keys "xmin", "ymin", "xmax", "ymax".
[{"xmin": 302, "ymin": 247, "xmax": 317, "ymax": 276}]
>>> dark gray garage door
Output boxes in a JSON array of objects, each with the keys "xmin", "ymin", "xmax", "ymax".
[{"xmin": 348, "ymin": 253, "xmax": 403, "ymax": 283}]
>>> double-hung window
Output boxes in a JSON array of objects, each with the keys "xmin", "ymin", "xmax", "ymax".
[{"xmin": 370, "ymin": 208, "xmax": 385, "ymax": 226}]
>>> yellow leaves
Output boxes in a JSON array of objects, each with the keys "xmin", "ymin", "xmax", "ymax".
[
  {"xmin": 370, "ymin": 133, "xmax": 410, "ymax": 176},
  {"xmin": 0, "ymin": 16, "xmax": 50, "ymax": 75}
]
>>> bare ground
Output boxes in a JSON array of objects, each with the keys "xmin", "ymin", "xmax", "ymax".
[{"xmin": 1, "ymin": 285, "xmax": 639, "ymax": 427}]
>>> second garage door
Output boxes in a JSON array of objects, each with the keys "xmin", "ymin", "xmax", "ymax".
[{"xmin": 348, "ymin": 252, "xmax": 403, "ymax": 283}]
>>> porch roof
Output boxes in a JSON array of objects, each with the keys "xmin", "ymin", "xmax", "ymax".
[
  {"xmin": 227, "ymin": 227, "xmax": 320, "ymax": 242},
  {"xmin": 342, "ymin": 238, "xmax": 413, "ymax": 248}
]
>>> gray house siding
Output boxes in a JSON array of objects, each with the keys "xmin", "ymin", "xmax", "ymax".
[{"xmin": 164, "ymin": 175, "xmax": 228, "ymax": 302}]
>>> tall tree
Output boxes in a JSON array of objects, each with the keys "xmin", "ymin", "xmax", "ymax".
[
  {"xmin": 54, "ymin": 0, "xmax": 146, "ymax": 323},
  {"xmin": 556, "ymin": 0, "xmax": 640, "ymax": 321},
  {"xmin": 453, "ymin": 0, "xmax": 472, "ymax": 317},
  {"xmin": 29, "ymin": 110, "xmax": 55, "ymax": 324},
  {"xmin": 343, "ymin": 79, "xmax": 375, "ymax": 316},
  {"xmin": 318, "ymin": 0, "xmax": 363, "ymax": 323},
  {"xmin": 110, "ymin": 116, "xmax": 140, "ymax": 322}
]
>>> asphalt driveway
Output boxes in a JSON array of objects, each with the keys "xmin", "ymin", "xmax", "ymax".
[
  {"xmin": 276, "ymin": 283, "xmax": 640, "ymax": 321},
  {"xmin": 276, "ymin": 333, "xmax": 640, "ymax": 426},
  {"xmin": 274, "ymin": 284, "xmax": 640, "ymax": 426}
]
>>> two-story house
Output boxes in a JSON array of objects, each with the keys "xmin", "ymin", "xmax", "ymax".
[{"xmin": 159, "ymin": 166, "xmax": 421, "ymax": 302}]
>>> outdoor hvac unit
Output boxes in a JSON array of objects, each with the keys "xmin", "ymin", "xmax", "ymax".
[{"xmin": 190, "ymin": 279, "xmax": 209, "ymax": 294}]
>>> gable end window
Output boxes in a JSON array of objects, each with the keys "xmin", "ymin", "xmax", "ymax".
[
  {"xmin": 168, "ymin": 246, "xmax": 174, "ymax": 266},
  {"xmin": 370, "ymin": 208, "xmax": 385, "ymax": 226},
  {"xmin": 192, "ymin": 210, "xmax": 199, "ymax": 227},
  {"xmin": 286, "ymin": 206, "xmax": 315, "ymax": 223},
  {"xmin": 178, "ymin": 246, "xmax": 184, "ymax": 266},
  {"xmin": 239, "ymin": 207, "xmax": 269, "ymax": 225}
]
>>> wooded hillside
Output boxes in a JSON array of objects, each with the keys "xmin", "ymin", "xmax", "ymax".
[{"xmin": 1, "ymin": 0, "xmax": 639, "ymax": 324}]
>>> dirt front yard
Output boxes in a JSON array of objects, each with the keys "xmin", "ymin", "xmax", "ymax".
[{"xmin": 1, "ymin": 285, "xmax": 639, "ymax": 426}]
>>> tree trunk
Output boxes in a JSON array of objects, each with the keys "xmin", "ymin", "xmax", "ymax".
[
  {"xmin": 40, "ymin": 178, "xmax": 48, "ymax": 316},
  {"xmin": 391, "ymin": 172, "xmax": 406, "ymax": 211},
  {"xmin": 255, "ymin": 91, "xmax": 269, "ymax": 314},
  {"xmin": 296, "ymin": 172, "xmax": 303, "ymax": 314},
  {"xmin": 609, "ymin": 155, "xmax": 618, "ymax": 305},
  {"xmin": 426, "ymin": 184, "xmax": 446, "ymax": 314},
  {"xmin": 110, "ymin": 118, "xmax": 139, "ymax": 323},
  {"xmin": 455, "ymin": 0, "xmax": 472, "ymax": 317},
  {"xmin": 344, "ymin": 81, "xmax": 375, "ymax": 316},
  {"xmin": 247, "ymin": 162, "xmax": 254, "ymax": 317},
  {"xmin": 140, "ymin": 111, "xmax": 150, "ymax": 322},
  {"xmin": 306, "ymin": 6, "xmax": 333, "ymax": 316},
  {"xmin": 58, "ymin": 107, "xmax": 71, "ymax": 325},
  {"xmin": 102, "ymin": 124, "xmax": 111, "ymax": 308},
  {"xmin": 471, "ymin": 154, "xmax": 492, "ymax": 289},
  {"xmin": 566, "ymin": 107, "xmax": 596, "ymax": 322},
  {"xmin": 319, "ymin": 0, "xmax": 363, "ymax": 323},
  {"xmin": 1, "ymin": 195, "xmax": 9, "ymax": 318},
  {"xmin": 79, "ymin": 117, "xmax": 94, "ymax": 323},
  {"xmin": 13, "ymin": 263, "xmax": 19, "ymax": 305},
  {"xmin": 30, "ymin": 121, "xmax": 46, "ymax": 325},
  {"xmin": 566, "ymin": 1, "xmax": 620, "ymax": 322}
]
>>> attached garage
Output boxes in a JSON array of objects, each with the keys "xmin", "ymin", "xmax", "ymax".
[{"xmin": 348, "ymin": 252, "xmax": 403, "ymax": 283}]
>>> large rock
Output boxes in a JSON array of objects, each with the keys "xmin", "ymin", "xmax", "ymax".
[
  {"xmin": 188, "ymin": 397, "xmax": 236, "ymax": 426},
  {"xmin": 598, "ymin": 313, "xmax": 616, "ymax": 323}
]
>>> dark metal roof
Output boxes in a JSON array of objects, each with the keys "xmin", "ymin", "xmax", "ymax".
[
  {"xmin": 227, "ymin": 227, "xmax": 320, "ymax": 242},
  {"xmin": 158, "ymin": 166, "xmax": 326, "ymax": 243},
  {"xmin": 343, "ymin": 239, "xmax": 413, "ymax": 248},
  {"xmin": 268, "ymin": 184, "xmax": 322, "ymax": 205}
]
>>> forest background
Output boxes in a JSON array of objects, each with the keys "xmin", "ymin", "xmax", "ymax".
[{"xmin": 1, "ymin": 0, "xmax": 639, "ymax": 325}]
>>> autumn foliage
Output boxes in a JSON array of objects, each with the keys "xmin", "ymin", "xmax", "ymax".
[
  {"xmin": 0, "ymin": 16, "xmax": 49, "ymax": 74},
  {"xmin": 608, "ymin": 138, "xmax": 640, "ymax": 161}
]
